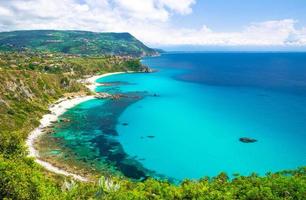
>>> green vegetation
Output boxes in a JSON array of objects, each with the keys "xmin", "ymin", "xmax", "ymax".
[
  {"xmin": 0, "ymin": 43, "xmax": 305, "ymax": 199},
  {"xmin": 0, "ymin": 52, "xmax": 149, "ymax": 76},
  {"xmin": 0, "ymin": 52, "xmax": 146, "ymax": 138},
  {"xmin": 0, "ymin": 30, "xmax": 158, "ymax": 57}
]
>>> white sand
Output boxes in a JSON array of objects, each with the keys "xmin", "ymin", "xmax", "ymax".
[
  {"xmin": 84, "ymin": 72, "xmax": 126, "ymax": 85},
  {"xmin": 26, "ymin": 72, "xmax": 127, "ymax": 182},
  {"xmin": 83, "ymin": 72, "xmax": 126, "ymax": 91}
]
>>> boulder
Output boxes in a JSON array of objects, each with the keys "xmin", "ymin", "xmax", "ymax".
[{"xmin": 239, "ymin": 137, "xmax": 257, "ymax": 143}]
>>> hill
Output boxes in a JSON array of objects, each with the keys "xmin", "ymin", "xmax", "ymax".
[
  {"xmin": 0, "ymin": 52, "xmax": 145, "ymax": 136},
  {"xmin": 0, "ymin": 30, "xmax": 158, "ymax": 57}
]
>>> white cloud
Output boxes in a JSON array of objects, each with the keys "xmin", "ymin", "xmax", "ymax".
[
  {"xmin": 158, "ymin": 0, "xmax": 195, "ymax": 15},
  {"xmin": 0, "ymin": 0, "xmax": 305, "ymax": 47},
  {"xmin": 112, "ymin": 0, "xmax": 195, "ymax": 21},
  {"xmin": 241, "ymin": 19, "xmax": 297, "ymax": 45},
  {"xmin": 113, "ymin": 0, "xmax": 169, "ymax": 21},
  {"xmin": 0, "ymin": 5, "xmax": 12, "ymax": 16},
  {"xmin": 284, "ymin": 27, "xmax": 306, "ymax": 45},
  {"xmin": 133, "ymin": 19, "xmax": 306, "ymax": 46},
  {"xmin": 127, "ymin": 19, "xmax": 306, "ymax": 46}
]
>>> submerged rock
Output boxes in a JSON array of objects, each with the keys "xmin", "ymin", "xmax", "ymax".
[
  {"xmin": 122, "ymin": 123, "xmax": 128, "ymax": 126},
  {"xmin": 239, "ymin": 137, "xmax": 257, "ymax": 143},
  {"xmin": 95, "ymin": 92, "xmax": 112, "ymax": 99},
  {"xmin": 43, "ymin": 128, "xmax": 55, "ymax": 134},
  {"xmin": 59, "ymin": 118, "xmax": 70, "ymax": 123},
  {"xmin": 95, "ymin": 93, "xmax": 129, "ymax": 100},
  {"xmin": 111, "ymin": 94, "xmax": 126, "ymax": 100}
]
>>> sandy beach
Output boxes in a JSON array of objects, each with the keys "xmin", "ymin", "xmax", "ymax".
[
  {"xmin": 26, "ymin": 72, "xmax": 126, "ymax": 182},
  {"xmin": 82, "ymin": 72, "xmax": 127, "ymax": 91}
]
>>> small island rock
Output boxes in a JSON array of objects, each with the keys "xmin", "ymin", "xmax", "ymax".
[{"xmin": 239, "ymin": 137, "xmax": 257, "ymax": 143}]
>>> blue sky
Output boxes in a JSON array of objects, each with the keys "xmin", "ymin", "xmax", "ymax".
[
  {"xmin": 172, "ymin": 0, "xmax": 306, "ymax": 31},
  {"xmin": 0, "ymin": 0, "xmax": 306, "ymax": 49}
]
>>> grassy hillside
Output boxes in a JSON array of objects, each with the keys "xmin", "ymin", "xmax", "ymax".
[
  {"xmin": 0, "ymin": 52, "xmax": 144, "ymax": 153},
  {"xmin": 0, "ymin": 70, "xmax": 84, "ymax": 137},
  {"xmin": 0, "ymin": 30, "xmax": 158, "ymax": 57},
  {"xmin": 0, "ymin": 52, "xmax": 148, "ymax": 76}
]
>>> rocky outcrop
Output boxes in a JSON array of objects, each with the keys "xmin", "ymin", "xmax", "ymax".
[
  {"xmin": 6, "ymin": 80, "xmax": 35, "ymax": 100},
  {"xmin": 95, "ymin": 93, "xmax": 125, "ymax": 100},
  {"xmin": 239, "ymin": 137, "xmax": 257, "ymax": 143},
  {"xmin": 95, "ymin": 92, "xmax": 112, "ymax": 99},
  {"xmin": 139, "ymin": 65, "xmax": 156, "ymax": 73},
  {"xmin": 95, "ymin": 92, "xmax": 139, "ymax": 100}
]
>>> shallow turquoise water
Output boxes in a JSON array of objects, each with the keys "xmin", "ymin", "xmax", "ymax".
[{"xmin": 52, "ymin": 53, "xmax": 306, "ymax": 181}]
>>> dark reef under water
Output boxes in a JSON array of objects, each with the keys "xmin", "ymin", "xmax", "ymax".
[
  {"xmin": 90, "ymin": 91, "xmax": 151, "ymax": 180},
  {"xmin": 43, "ymin": 91, "xmax": 165, "ymax": 180}
]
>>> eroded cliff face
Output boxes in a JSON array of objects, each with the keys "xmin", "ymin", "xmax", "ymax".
[{"xmin": 6, "ymin": 79, "xmax": 35, "ymax": 100}]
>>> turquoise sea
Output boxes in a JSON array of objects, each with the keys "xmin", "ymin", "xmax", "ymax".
[{"xmin": 50, "ymin": 53, "xmax": 306, "ymax": 181}]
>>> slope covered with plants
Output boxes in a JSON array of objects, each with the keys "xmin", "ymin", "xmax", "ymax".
[{"xmin": 0, "ymin": 30, "xmax": 158, "ymax": 57}]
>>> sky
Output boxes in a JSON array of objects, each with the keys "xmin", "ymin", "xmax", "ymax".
[{"xmin": 0, "ymin": 0, "xmax": 306, "ymax": 49}]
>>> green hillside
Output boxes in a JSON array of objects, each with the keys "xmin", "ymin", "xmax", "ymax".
[{"xmin": 0, "ymin": 30, "xmax": 158, "ymax": 56}]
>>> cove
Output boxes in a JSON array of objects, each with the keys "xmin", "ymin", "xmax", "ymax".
[{"xmin": 43, "ymin": 52, "xmax": 306, "ymax": 182}]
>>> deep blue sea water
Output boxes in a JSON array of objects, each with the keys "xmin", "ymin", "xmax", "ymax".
[{"xmin": 50, "ymin": 53, "xmax": 306, "ymax": 181}]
